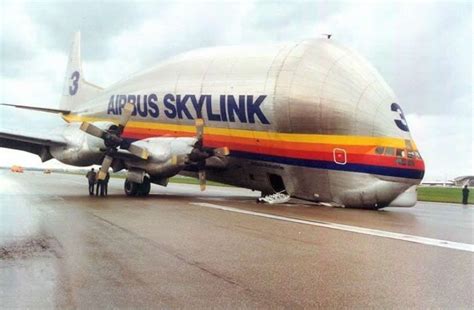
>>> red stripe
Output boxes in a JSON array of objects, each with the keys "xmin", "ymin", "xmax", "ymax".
[{"xmin": 122, "ymin": 129, "xmax": 425, "ymax": 171}]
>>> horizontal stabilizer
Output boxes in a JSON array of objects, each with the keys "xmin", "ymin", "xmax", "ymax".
[{"xmin": 1, "ymin": 103, "xmax": 70, "ymax": 114}]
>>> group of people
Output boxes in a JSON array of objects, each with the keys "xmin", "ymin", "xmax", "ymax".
[{"xmin": 86, "ymin": 168, "xmax": 110, "ymax": 197}]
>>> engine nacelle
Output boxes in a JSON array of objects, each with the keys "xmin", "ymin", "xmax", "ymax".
[
  {"xmin": 134, "ymin": 137, "xmax": 196, "ymax": 162},
  {"xmin": 49, "ymin": 122, "xmax": 112, "ymax": 166},
  {"xmin": 127, "ymin": 169, "xmax": 146, "ymax": 183},
  {"xmin": 126, "ymin": 137, "xmax": 196, "ymax": 177}
]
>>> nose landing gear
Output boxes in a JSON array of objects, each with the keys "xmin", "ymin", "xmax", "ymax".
[{"xmin": 124, "ymin": 177, "xmax": 151, "ymax": 197}]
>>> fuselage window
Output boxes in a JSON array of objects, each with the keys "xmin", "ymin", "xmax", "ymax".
[
  {"xmin": 375, "ymin": 146, "xmax": 385, "ymax": 154},
  {"xmin": 407, "ymin": 151, "xmax": 416, "ymax": 159},
  {"xmin": 384, "ymin": 147, "xmax": 395, "ymax": 156}
]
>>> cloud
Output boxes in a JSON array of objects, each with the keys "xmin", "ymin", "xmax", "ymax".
[
  {"xmin": 25, "ymin": 0, "xmax": 145, "ymax": 60},
  {"xmin": 0, "ymin": 50, "xmax": 66, "ymax": 107},
  {"xmin": 0, "ymin": 1, "xmax": 43, "ymax": 76}
]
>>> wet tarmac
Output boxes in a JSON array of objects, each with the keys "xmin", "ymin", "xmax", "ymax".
[{"xmin": 1, "ymin": 171, "xmax": 473, "ymax": 308}]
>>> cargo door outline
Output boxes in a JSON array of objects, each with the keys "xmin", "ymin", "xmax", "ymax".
[{"xmin": 333, "ymin": 148, "xmax": 347, "ymax": 165}]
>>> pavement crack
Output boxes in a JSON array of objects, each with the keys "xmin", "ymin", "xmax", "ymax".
[{"xmin": 89, "ymin": 213, "xmax": 243, "ymax": 287}]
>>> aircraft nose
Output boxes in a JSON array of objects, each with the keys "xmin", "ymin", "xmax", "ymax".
[
  {"xmin": 338, "ymin": 179, "xmax": 413, "ymax": 209},
  {"xmin": 419, "ymin": 158, "xmax": 426, "ymax": 181},
  {"xmin": 411, "ymin": 148, "xmax": 425, "ymax": 183},
  {"xmin": 388, "ymin": 185, "xmax": 418, "ymax": 207},
  {"xmin": 374, "ymin": 180, "xmax": 418, "ymax": 208}
]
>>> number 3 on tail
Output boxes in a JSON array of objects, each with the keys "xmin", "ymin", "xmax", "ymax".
[
  {"xmin": 391, "ymin": 103, "xmax": 409, "ymax": 132},
  {"xmin": 69, "ymin": 71, "xmax": 80, "ymax": 96}
]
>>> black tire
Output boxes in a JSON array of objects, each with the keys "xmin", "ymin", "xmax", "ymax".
[
  {"xmin": 137, "ymin": 177, "xmax": 151, "ymax": 196},
  {"xmin": 124, "ymin": 179, "xmax": 138, "ymax": 196}
]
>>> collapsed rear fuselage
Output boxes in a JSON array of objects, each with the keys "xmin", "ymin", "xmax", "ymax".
[{"xmin": 64, "ymin": 39, "xmax": 425, "ymax": 208}]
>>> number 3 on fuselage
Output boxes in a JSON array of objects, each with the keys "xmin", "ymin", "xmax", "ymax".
[{"xmin": 391, "ymin": 102, "xmax": 409, "ymax": 132}]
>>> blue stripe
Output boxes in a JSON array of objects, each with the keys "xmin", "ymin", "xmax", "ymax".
[
  {"xmin": 123, "ymin": 137, "xmax": 424, "ymax": 179},
  {"xmin": 230, "ymin": 151, "xmax": 424, "ymax": 180}
]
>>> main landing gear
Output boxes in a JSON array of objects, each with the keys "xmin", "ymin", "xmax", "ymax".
[{"xmin": 124, "ymin": 177, "xmax": 151, "ymax": 197}]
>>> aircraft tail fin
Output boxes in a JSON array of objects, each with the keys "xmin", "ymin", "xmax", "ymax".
[{"xmin": 60, "ymin": 32, "xmax": 103, "ymax": 111}]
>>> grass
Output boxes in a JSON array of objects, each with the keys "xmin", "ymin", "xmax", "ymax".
[{"xmin": 417, "ymin": 186, "xmax": 472, "ymax": 204}]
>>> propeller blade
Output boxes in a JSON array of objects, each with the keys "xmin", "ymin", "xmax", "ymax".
[
  {"xmin": 198, "ymin": 170, "xmax": 206, "ymax": 191},
  {"xmin": 97, "ymin": 155, "xmax": 113, "ymax": 180},
  {"xmin": 127, "ymin": 143, "xmax": 149, "ymax": 159},
  {"xmin": 118, "ymin": 102, "xmax": 134, "ymax": 132},
  {"xmin": 213, "ymin": 147, "xmax": 229, "ymax": 156},
  {"xmin": 80, "ymin": 122, "xmax": 106, "ymax": 138},
  {"xmin": 195, "ymin": 118, "xmax": 204, "ymax": 141}
]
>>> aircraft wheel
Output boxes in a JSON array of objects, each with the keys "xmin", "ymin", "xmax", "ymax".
[
  {"xmin": 124, "ymin": 179, "xmax": 138, "ymax": 196},
  {"xmin": 137, "ymin": 177, "xmax": 151, "ymax": 196}
]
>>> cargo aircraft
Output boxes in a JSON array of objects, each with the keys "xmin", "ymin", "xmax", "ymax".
[{"xmin": 0, "ymin": 33, "xmax": 425, "ymax": 209}]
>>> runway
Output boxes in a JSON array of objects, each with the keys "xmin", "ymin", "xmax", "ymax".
[{"xmin": 1, "ymin": 171, "xmax": 473, "ymax": 308}]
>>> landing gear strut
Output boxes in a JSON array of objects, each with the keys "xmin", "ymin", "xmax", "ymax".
[{"xmin": 124, "ymin": 177, "xmax": 151, "ymax": 197}]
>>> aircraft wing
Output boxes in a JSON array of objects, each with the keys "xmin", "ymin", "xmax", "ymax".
[
  {"xmin": 0, "ymin": 106, "xmax": 68, "ymax": 161},
  {"xmin": 0, "ymin": 130, "xmax": 67, "ymax": 147}
]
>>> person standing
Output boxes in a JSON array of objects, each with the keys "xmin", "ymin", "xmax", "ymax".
[
  {"xmin": 96, "ymin": 175, "xmax": 104, "ymax": 197},
  {"xmin": 462, "ymin": 185, "xmax": 469, "ymax": 205},
  {"xmin": 104, "ymin": 171, "xmax": 110, "ymax": 196},
  {"xmin": 86, "ymin": 168, "xmax": 96, "ymax": 195}
]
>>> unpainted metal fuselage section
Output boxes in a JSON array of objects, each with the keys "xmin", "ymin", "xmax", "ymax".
[{"xmin": 62, "ymin": 38, "xmax": 424, "ymax": 209}]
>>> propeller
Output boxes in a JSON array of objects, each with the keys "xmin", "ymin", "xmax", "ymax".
[
  {"xmin": 188, "ymin": 119, "xmax": 229, "ymax": 191},
  {"xmin": 97, "ymin": 155, "xmax": 113, "ymax": 180},
  {"xmin": 80, "ymin": 102, "xmax": 149, "ymax": 180}
]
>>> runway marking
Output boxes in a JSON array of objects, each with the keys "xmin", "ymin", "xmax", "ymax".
[{"xmin": 191, "ymin": 202, "xmax": 474, "ymax": 253}]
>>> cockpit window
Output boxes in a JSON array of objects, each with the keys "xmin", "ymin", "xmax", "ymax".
[
  {"xmin": 384, "ymin": 147, "xmax": 395, "ymax": 156},
  {"xmin": 376, "ymin": 146, "xmax": 419, "ymax": 160},
  {"xmin": 375, "ymin": 146, "xmax": 385, "ymax": 154},
  {"xmin": 396, "ymin": 148, "xmax": 405, "ymax": 157}
]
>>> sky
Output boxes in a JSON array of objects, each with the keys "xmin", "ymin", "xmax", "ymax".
[{"xmin": 0, "ymin": 0, "xmax": 472, "ymax": 180}]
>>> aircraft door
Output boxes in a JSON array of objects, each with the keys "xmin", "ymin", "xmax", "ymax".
[{"xmin": 268, "ymin": 173, "xmax": 286, "ymax": 193}]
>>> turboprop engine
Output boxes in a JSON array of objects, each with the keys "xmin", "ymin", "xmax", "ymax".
[
  {"xmin": 79, "ymin": 103, "xmax": 149, "ymax": 179},
  {"xmin": 76, "ymin": 104, "xmax": 229, "ymax": 196},
  {"xmin": 49, "ymin": 122, "xmax": 113, "ymax": 166},
  {"xmin": 123, "ymin": 121, "xmax": 229, "ymax": 191}
]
